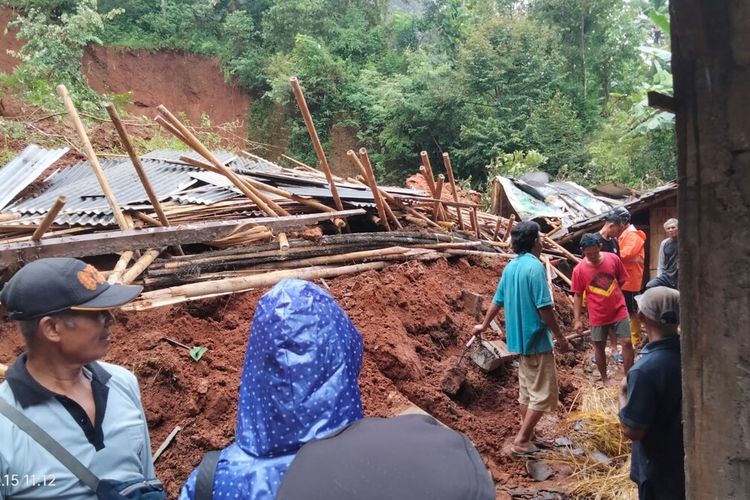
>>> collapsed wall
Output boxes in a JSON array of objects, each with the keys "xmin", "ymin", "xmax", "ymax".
[{"xmin": 0, "ymin": 257, "xmax": 582, "ymax": 497}]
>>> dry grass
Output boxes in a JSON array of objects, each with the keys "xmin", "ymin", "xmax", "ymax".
[{"xmin": 553, "ymin": 384, "xmax": 638, "ymax": 500}]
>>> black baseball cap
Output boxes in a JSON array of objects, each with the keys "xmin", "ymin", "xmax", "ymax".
[
  {"xmin": 0, "ymin": 258, "xmax": 142, "ymax": 320},
  {"xmin": 579, "ymin": 233, "xmax": 602, "ymax": 248},
  {"xmin": 277, "ymin": 414, "xmax": 495, "ymax": 500}
]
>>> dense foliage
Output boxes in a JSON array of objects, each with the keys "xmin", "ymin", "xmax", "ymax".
[{"xmin": 1, "ymin": 0, "xmax": 675, "ymax": 188}]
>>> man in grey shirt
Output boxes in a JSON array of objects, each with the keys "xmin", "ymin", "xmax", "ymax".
[
  {"xmin": 647, "ymin": 219, "xmax": 679, "ymax": 290},
  {"xmin": 0, "ymin": 258, "xmax": 157, "ymax": 499}
]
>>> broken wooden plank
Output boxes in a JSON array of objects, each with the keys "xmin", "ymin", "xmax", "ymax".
[{"xmin": 0, "ymin": 209, "xmax": 365, "ymax": 266}]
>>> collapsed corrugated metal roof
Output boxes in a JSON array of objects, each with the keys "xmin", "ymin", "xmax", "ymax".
[
  {"xmin": 562, "ymin": 181, "xmax": 678, "ymax": 240},
  {"xmin": 0, "ymin": 144, "xmax": 69, "ymax": 210},
  {"xmin": 0, "ymin": 149, "xmax": 426, "ymax": 226},
  {"xmin": 492, "ymin": 175, "xmax": 618, "ymax": 229}
]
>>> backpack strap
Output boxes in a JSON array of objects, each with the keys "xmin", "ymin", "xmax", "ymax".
[
  {"xmin": 0, "ymin": 397, "xmax": 100, "ymax": 491},
  {"xmin": 194, "ymin": 451, "xmax": 221, "ymax": 500}
]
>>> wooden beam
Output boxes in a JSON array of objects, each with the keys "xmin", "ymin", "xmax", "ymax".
[{"xmin": 0, "ymin": 210, "xmax": 365, "ymax": 266}]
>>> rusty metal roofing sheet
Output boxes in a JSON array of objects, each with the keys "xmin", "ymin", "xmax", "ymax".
[{"xmin": 0, "ymin": 144, "xmax": 69, "ymax": 210}]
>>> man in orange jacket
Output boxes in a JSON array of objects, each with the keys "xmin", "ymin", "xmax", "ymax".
[{"xmin": 619, "ymin": 216, "xmax": 647, "ymax": 346}]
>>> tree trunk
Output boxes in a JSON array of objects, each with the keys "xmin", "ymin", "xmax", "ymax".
[{"xmin": 672, "ymin": 0, "xmax": 750, "ymax": 497}]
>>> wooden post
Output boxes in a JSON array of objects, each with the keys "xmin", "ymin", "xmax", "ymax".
[
  {"xmin": 289, "ymin": 77, "xmax": 345, "ymax": 213},
  {"xmin": 672, "ymin": 1, "xmax": 750, "ymax": 497},
  {"xmin": 156, "ymin": 106, "xmax": 282, "ymax": 217},
  {"xmin": 57, "ymin": 85, "xmax": 130, "ymax": 232},
  {"xmin": 442, "ymin": 152, "xmax": 464, "ymax": 230},
  {"xmin": 31, "ymin": 196, "xmax": 65, "ymax": 241},
  {"xmin": 357, "ymin": 148, "xmax": 390, "ymax": 231}
]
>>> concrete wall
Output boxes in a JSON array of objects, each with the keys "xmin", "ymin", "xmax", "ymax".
[{"xmin": 672, "ymin": 1, "xmax": 750, "ymax": 497}]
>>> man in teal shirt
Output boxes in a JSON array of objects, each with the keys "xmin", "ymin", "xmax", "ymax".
[{"xmin": 474, "ymin": 221, "xmax": 569, "ymax": 455}]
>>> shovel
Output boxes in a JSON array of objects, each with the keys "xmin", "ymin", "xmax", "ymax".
[
  {"xmin": 161, "ymin": 337, "xmax": 208, "ymax": 362},
  {"xmin": 440, "ymin": 335, "xmax": 477, "ymax": 397}
]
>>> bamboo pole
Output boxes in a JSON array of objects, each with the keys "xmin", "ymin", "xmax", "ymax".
[
  {"xmin": 492, "ymin": 218, "xmax": 503, "ymax": 241},
  {"xmin": 379, "ymin": 190, "xmax": 443, "ymax": 230},
  {"xmin": 156, "ymin": 105, "xmax": 281, "ymax": 217},
  {"xmin": 381, "ymin": 197, "xmax": 403, "ymax": 230},
  {"xmin": 106, "ymin": 105, "xmax": 171, "ymax": 227},
  {"xmin": 59, "ymin": 83, "xmax": 136, "ymax": 277},
  {"xmin": 178, "ymin": 156, "xmax": 346, "ymax": 228},
  {"xmin": 57, "ymin": 85, "xmax": 130, "ymax": 232},
  {"xmin": 278, "ymin": 233, "xmax": 290, "ymax": 251},
  {"xmin": 471, "ymin": 207, "xmax": 481, "ymax": 239},
  {"xmin": 289, "ymin": 77, "xmax": 345, "ymax": 213},
  {"xmin": 130, "ymin": 210, "xmax": 162, "ymax": 228},
  {"xmin": 347, "ymin": 150, "xmax": 390, "ymax": 231},
  {"xmin": 31, "ymin": 196, "xmax": 65, "ymax": 241},
  {"xmin": 359, "ymin": 148, "xmax": 394, "ymax": 231},
  {"xmin": 121, "ymin": 248, "xmax": 162, "ymax": 285},
  {"xmin": 125, "ymin": 261, "xmax": 394, "ymax": 310},
  {"xmin": 442, "ymin": 152, "xmax": 464, "ymax": 230},
  {"xmin": 504, "ymin": 214, "xmax": 516, "ymax": 243},
  {"xmin": 444, "ymin": 249, "xmax": 515, "ymax": 259},
  {"xmin": 108, "ymin": 251, "xmax": 134, "ymax": 284},
  {"xmin": 543, "ymin": 236, "xmax": 581, "ymax": 264},
  {"xmin": 548, "ymin": 259, "xmax": 573, "ymax": 287},
  {"xmin": 419, "ymin": 151, "xmax": 437, "ymax": 193},
  {"xmin": 432, "ymin": 174, "xmax": 445, "ymax": 222},
  {"xmin": 177, "ymin": 155, "xmax": 291, "ymax": 216},
  {"xmin": 280, "ymin": 154, "xmax": 320, "ymax": 173}
]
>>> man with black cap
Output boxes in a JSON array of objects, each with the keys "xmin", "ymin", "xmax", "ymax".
[
  {"xmin": 619, "ymin": 286, "xmax": 684, "ymax": 499},
  {"xmin": 598, "ymin": 207, "xmax": 630, "ymax": 256},
  {"xmin": 0, "ymin": 258, "xmax": 160, "ymax": 499}
]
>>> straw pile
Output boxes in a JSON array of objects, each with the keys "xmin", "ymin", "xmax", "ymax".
[{"xmin": 561, "ymin": 384, "xmax": 637, "ymax": 500}]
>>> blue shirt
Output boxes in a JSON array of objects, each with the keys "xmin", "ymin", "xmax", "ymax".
[
  {"xmin": 0, "ymin": 357, "xmax": 156, "ymax": 499},
  {"xmin": 619, "ymin": 336, "xmax": 684, "ymax": 499},
  {"xmin": 492, "ymin": 252, "xmax": 553, "ymax": 355}
]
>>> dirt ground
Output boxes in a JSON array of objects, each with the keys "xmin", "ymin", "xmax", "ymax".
[{"xmin": 0, "ymin": 256, "xmax": 591, "ymax": 498}]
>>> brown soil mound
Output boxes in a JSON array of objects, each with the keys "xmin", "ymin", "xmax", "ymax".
[{"xmin": 0, "ymin": 257, "xmax": 583, "ymax": 498}]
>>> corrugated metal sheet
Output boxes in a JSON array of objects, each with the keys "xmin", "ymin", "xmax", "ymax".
[
  {"xmin": 6, "ymin": 159, "xmax": 198, "ymax": 214},
  {"xmin": 494, "ymin": 175, "xmax": 616, "ymax": 226},
  {"xmin": 0, "ymin": 144, "xmax": 69, "ymax": 210},
  {"xmin": 0, "ymin": 148, "xmax": 400, "ymax": 226}
]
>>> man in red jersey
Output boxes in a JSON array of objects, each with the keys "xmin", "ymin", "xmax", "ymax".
[{"xmin": 572, "ymin": 233, "xmax": 634, "ymax": 384}]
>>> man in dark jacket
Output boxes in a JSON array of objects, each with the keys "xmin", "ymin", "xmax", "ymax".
[{"xmin": 619, "ymin": 286, "xmax": 684, "ymax": 499}]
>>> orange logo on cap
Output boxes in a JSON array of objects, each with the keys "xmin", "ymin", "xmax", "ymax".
[{"xmin": 78, "ymin": 265, "xmax": 105, "ymax": 290}]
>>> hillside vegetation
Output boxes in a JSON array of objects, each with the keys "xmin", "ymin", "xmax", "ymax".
[{"xmin": 0, "ymin": 0, "xmax": 674, "ymax": 188}]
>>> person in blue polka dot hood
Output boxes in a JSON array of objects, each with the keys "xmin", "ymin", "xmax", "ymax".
[{"xmin": 179, "ymin": 279, "xmax": 364, "ymax": 500}]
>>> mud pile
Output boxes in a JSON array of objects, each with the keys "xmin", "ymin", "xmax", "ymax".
[{"xmin": 0, "ymin": 256, "xmax": 584, "ymax": 497}]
